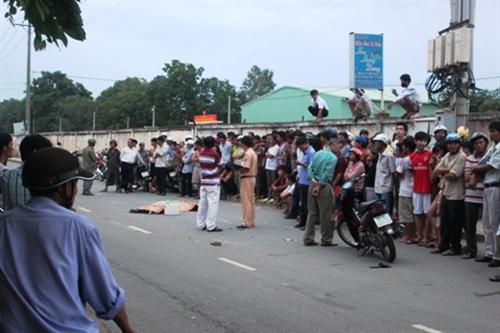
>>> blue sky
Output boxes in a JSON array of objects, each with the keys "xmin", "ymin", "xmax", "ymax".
[{"xmin": 0, "ymin": 0, "xmax": 499, "ymax": 100}]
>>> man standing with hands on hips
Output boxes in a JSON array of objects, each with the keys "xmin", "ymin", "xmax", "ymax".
[
  {"xmin": 238, "ymin": 136, "xmax": 258, "ymax": 229},
  {"xmin": 303, "ymin": 139, "xmax": 338, "ymax": 246}
]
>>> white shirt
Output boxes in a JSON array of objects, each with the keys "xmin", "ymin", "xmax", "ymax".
[
  {"xmin": 395, "ymin": 83, "xmax": 421, "ymax": 106},
  {"xmin": 120, "ymin": 146, "xmax": 141, "ymax": 164},
  {"xmin": 154, "ymin": 144, "xmax": 167, "ymax": 168},
  {"xmin": 396, "ymin": 156, "xmax": 414, "ymax": 198},
  {"xmin": 265, "ymin": 144, "xmax": 280, "ymax": 171},
  {"xmin": 313, "ymin": 96, "xmax": 329, "ymax": 110}
]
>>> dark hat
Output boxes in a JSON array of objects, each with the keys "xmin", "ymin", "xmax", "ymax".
[{"xmin": 22, "ymin": 147, "xmax": 95, "ymax": 190}]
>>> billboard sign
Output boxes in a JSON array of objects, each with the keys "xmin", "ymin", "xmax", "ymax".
[{"xmin": 349, "ymin": 33, "xmax": 383, "ymax": 89}]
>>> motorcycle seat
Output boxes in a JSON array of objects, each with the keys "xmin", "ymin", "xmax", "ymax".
[{"xmin": 358, "ymin": 200, "xmax": 380, "ymax": 215}]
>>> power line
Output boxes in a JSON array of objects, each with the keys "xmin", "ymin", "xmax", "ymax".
[
  {"xmin": 197, "ymin": 0, "xmax": 331, "ymax": 66},
  {"xmin": 0, "ymin": 27, "xmax": 19, "ymax": 52},
  {"xmin": 216, "ymin": 0, "xmax": 346, "ymax": 75},
  {"xmin": 31, "ymin": 71, "xmax": 120, "ymax": 82},
  {"xmin": 0, "ymin": 36, "xmax": 27, "ymax": 64}
]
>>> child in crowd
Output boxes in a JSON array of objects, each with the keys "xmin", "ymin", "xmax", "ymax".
[{"xmin": 396, "ymin": 137, "xmax": 416, "ymax": 243}]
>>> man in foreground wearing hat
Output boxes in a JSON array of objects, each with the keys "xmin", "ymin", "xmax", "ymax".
[{"xmin": 0, "ymin": 148, "xmax": 136, "ymax": 333}]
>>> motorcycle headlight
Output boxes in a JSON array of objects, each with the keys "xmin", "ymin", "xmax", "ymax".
[{"xmin": 385, "ymin": 227, "xmax": 394, "ymax": 235}]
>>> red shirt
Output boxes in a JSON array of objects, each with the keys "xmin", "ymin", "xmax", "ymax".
[{"xmin": 410, "ymin": 149, "xmax": 432, "ymax": 194}]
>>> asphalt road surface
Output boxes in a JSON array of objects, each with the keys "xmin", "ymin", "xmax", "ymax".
[{"xmin": 74, "ymin": 182, "xmax": 499, "ymax": 333}]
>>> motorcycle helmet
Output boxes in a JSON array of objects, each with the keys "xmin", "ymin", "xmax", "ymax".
[
  {"xmin": 445, "ymin": 132, "xmax": 461, "ymax": 143},
  {"xmin": 434, "ymin": 124, "xmax": 448, "ymax": 135},
  {"xmin": 457, "ymin": 126, "xmax": 470, "ymax": 140},
  {"xmin": 470, "ymin": 132, "xmax": 489, "ymax": 144},
  {"xmin": 350, "ymin": 147, "xmax": 363, "ymax": 158},
  {"xmin": 354, "ymin": 135, "xmax": 368, "ymax": 147},
  {"xmin": 372, "ymin": 133, "xmax": 390, "ymax": 145}
]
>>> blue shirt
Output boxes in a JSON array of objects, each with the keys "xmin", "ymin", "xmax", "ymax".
[
  {"xmin": 0, "ymin": 197, "xmax": 125, "ymax": 333},
  {"xmin": 182, "ymin": 148, "xmax": 195, "ymax": 174},
  {"xmin": 308, "ymin": 149, "xmax": 338, "ymax": 185},
  {"xmin": 1, "ymin": 165, "xmax": 30, "ymax": 211},
  {"xmin": 298, "ymin": 146, "xmax": 315, "ymax": 185}
]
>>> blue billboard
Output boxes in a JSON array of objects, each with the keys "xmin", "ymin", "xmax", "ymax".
[{"xmin": 350, "ymin": 33, "xmax": 383, "ymax": 89}]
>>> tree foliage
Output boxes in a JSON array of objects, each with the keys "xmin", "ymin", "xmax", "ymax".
[
  {"xmin": 0, "ymin": 63, "xmax": 275, "ymax": 133},
  {"xmin": 240, "ymin": 65, "xmax": 276, "ymax": 104},
  {"xmin": 4, "ymin": 0, "xmax": 85, "ymax": 50},
  {"xmin": 470, "ymin": 88, "xmax": 500, "ymax": 113}
]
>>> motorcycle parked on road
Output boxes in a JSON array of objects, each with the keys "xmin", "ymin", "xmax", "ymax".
[{"xmin": 336, "ymin": 175, "xmax": 404, "ymax": 263}]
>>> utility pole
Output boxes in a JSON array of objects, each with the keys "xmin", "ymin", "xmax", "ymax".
[
  {"xmin": 92, "ymin": 111, "xmax": 96, "ymax": 131},
  {"xmin": 227, "ymin": 96, "xmax": 231, "ymax": 124},
  {"xmin": 450, "ymin": 0, "xmax": 475, "ymax": 128},
  {"xmin": 59, "ymin": 117, "xmax": 62, "ymax": 132},
  {"xmin": 25, "ymin": 24, "xmax": 31, "ymax": 134},
  {"xmin": 126, "ymin": 117, "xmax": 130, "ymax": 129},
  {"xmin": 151, "ymin": 106, "xmax": 156, "ymax": 127}
]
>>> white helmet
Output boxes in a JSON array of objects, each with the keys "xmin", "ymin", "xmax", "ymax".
[
  {"xmin": 372, "ymin": 133, "xmax": 390, "ymax": 145},
  {"xmin": 434, "ymin": 124, "xmax": 448, "ymax": 134}
]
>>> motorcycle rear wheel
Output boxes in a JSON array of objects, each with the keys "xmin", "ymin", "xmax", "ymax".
[
  {"xmin": 379, "ymin": 233, "xmax": 396, "ymax": 262},
  {"xmin": 337, "ymin": 220, "xmax": 359, "ymax": 248}
]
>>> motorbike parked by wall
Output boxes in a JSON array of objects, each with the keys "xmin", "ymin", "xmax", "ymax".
[{"xmin": 336, "ymin": 175, "xmax": 404, "ymax": 263}]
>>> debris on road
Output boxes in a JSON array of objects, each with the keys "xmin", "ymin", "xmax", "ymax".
[
  {"xmin": 210, "ymin": 240, "xmax": 222, "ymax": 246},
  {"xmin": 369, "ymin": 262, "xmax": 391, "ymax": 269}
]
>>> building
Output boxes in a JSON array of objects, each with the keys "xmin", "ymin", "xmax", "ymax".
[{"xmin": 240, "ymin": 86, "xmax": 438, "ymax": 123}]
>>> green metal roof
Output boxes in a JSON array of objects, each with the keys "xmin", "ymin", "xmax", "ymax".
[{"xmin": 241, "ymin": 86, "xmax": 437, "ymax": 124}]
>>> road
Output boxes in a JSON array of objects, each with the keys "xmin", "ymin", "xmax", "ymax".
[{"xmin": 74, "ymin": 182, "xmax": 499, "ymax": 333}]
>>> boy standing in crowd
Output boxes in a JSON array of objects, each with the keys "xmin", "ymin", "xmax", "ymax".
[
  {"xmin": 373, "ymin": 134, "xmax": 396, "ymax": 214},
  {"xmin": 396, "ymin": 137, "xmax": 416, "ymax": 243},
  {"xmin": 410, "ymin": 132, "xmax": 433, "ymax": 245}
]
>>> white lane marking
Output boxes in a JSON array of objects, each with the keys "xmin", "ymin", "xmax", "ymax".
[
  {"xmin": 77, "ymin": 207, "xmax": 92, "ymax": 213},
  {"xmin": 218, "ymin": 257, "xmax": 257, "ymax": 271},
  {"xmin": 127, "ymin": 225, "xmax": 152, "ymax": 234},
  {"xmin": 412, "ymin": 324, "xmax": 443, "ymax": 333}
]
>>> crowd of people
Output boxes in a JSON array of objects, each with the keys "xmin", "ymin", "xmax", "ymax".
[{"xmin": 0, "ymin": 118, "xmax": 499, "ymax": 332}]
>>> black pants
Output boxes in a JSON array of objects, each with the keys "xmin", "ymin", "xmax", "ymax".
[
  {"xmin": 181, "ymin": 172, "xmax": 193, "ymax": 196},
  {"xmin": 156, "ymin": 167, "xmax": 167, "ymax": 194},
  {"xmin": 464, "ymin": 202, "xmax": 482, "ymax": 255},
  {"xmin": 299, "ymin": 184, "xmax": 309, "ymax": 225},
  {"xmin": 308, "ymin": 106, "xmax": 329, "ymax": 118},
  {"xmin": 106, "ymin": 167, "xmax": 120, "ymax": 187},
  {"xmin": 120, "ymin": 162, "xmax": 135, "ymax": 191},
  {"xmin": 440, "ymin": 199, "xmax": 465, "ymax": 253},
  {"xmin": 222, "ymin": 179, "xmax": 238, "ymax": 196}
]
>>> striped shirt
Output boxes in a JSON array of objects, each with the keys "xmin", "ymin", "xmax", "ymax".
[
  {"xmin": 464, "ymin": 154, "xmax": 484, "ymax": 204},
  {"xmin": 199, "ymin": 149, "xmax": 222, "ymax": 186},
  {"xmin": 1, "ymin": 165, "xmax": 30, "ymax": 211}
]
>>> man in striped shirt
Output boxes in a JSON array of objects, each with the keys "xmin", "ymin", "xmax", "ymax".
[
  {"xmin": 1, "ymin": 134, "xmax": 52, "ymax": 211},
  {"xmin": 463, "ymin": 132, "xmax": 489, "ymax": 259},
  {"xmin": 196, "ymin": 136, "xmax": 223, "ymax": 232}
]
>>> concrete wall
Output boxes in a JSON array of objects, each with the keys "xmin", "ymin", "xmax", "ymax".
[{"xmin": 10, "ymin": 112, "xmax": 499, "ymax": 155}]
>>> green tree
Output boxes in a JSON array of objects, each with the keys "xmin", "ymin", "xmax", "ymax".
[
  {"xmin": 0, "ymin": 98, "xmax": 24, "ymax": 133},
  {"xmin": 199, "ymin": 77, "xmax": 240, "ymax": 123},
  {"xmin": 239, "ymin": 65, "xmax": 276, "ymax": 104},
  {"xmin": 31, "ymin": 71, "xmax": 92, "ymax": 132},
  {"xmin": 58, "ymin": 96, "xmax": 94, "ymax": 131},
  {"xmin": 4, "ymin": 0, "xmax": 85, "ymax": 50},
  {"xmin": 96, "ymin": 78, "xmax": 151, "ymax": 130},
  {"xmin": 470, "ymin": 88, "xmax": 500, "ymax": 113}
]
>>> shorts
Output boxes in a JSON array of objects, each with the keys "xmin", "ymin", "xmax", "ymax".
[
  {"xmin": 413, "ymin": 193, "xmax": 431, "ymax": 215},
  {"xmin": 398, "ymin": 196, "xmax": 414, "ymax": 223}
]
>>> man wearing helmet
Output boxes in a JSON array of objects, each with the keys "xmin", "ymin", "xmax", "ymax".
[
  {"xmin": 431, "ymin": 133, "xmax": 467, "ymax": 255},
  {"xmin": 0, "ymin": 148, "xmax": 135, "ymax": 333},
  {"xmin": 429, "ymin": 124, "xmax": 448, "ymax": 150}
]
